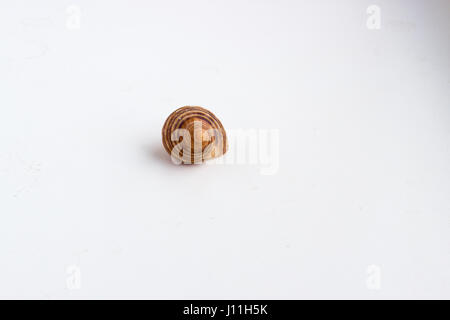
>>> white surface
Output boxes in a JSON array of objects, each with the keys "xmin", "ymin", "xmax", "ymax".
[{"xmin": 1, "ymin": 0, "xmax": 449, "ymax": 299}]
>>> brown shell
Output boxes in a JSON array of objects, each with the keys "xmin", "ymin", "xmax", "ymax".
[{"xmin": 162, "ymin": 106, "xmax": 228, "ymax": 164}]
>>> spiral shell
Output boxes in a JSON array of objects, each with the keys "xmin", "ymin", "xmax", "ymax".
[{"xmin": 162, "ymin": 106, "xmax": 228, "ymax": 164}]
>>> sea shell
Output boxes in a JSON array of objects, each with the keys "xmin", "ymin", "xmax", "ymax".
[{"xmin": 162, "ymin": 106, "xmax": 228, "ymax": 164}]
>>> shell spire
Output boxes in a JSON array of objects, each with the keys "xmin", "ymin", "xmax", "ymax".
[{"xmin": 162, "ymin": 106, "xmax": 228, "ymax": 164}]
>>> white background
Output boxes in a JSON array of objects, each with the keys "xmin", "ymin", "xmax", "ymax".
[{"xmin": 1, "ymin": 0, "xmax": 449, "ymax": 299}]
